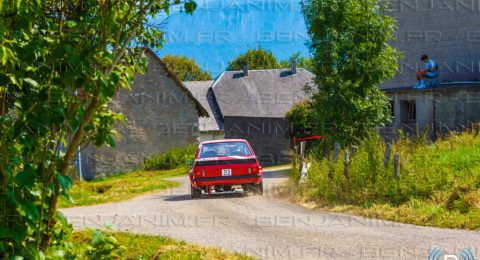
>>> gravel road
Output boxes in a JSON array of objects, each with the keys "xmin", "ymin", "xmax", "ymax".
[{"xmin": 62, "ymin": 168, "xmax": 480, "ymax": 259}]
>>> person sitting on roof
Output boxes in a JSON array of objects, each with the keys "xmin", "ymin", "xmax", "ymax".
[{"xmin": 415, "ymin": 54, "xmax": 439, "ymax": 89}]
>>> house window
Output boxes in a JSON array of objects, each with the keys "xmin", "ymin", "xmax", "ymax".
[
  {"xmin": 389, "ymin": 100, "xmax": 395, "ymax": 118},
  {"xmin": 400, "ymin": 100, "xmax": 416, "ymax": 123}
]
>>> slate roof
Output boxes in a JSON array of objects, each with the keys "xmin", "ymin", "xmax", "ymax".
[
  {"xmin": 211, "ymin": 68, "xmax": 315, "ymax": 118},
  {"xmin": 184, "ymin": 81, "xmax": 224, "ymax": 132},
  {"xmin": 143, "ymin": 47, "xmax": 209, "ymax": 117}
]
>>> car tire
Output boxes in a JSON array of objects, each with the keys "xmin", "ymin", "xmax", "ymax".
[
  {"xmin": 191, "ymin": 185, "xmax": 202, "ymax": 199},
  {"xmin": 214, "ymin": 186, "xmax": 223, "ymax": 193}
]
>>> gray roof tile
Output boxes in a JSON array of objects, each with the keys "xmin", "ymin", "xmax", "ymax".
[
  {"xmin": 212, "ymin": 68, "xmax": 314, "ymax": 118},
  {"xmin": 184, "ymin": 81, "xmax": 224, "ymax": 132}
]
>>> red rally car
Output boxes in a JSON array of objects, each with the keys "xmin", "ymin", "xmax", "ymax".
[{"xmin": 189, "ymin": 139, "xmax": 263, "ymax": 198}]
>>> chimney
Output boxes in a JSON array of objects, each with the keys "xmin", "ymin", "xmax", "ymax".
[
  {"xmin": 242, "ymin": 64, "xmax": 249, "ymax": 76},
  {"xmin": 291, "ymin": 58, "xmax": 297, "ymax": 74}
]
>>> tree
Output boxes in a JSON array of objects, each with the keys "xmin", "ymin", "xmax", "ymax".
[
  {"xmin": 0, "ymin": 0, "xmax": 196, "ymax": 257},
  {"xmin": 285, "ymin": 100, "xmax": 315, "ymax": 139},
  {"xmin": 302, "ymin": 0, "xmax": 399, "ymax": 148},
  {"xmin": 226, "ymin": 47, "xmax": 280, "ymax": 70},
  {"xmin": 163, "ymin": 55, "xmax": 212, "ymax": 81},
  {"xmin": 280, "ymin": 53, "xmax": 314, "ymax": 72}
]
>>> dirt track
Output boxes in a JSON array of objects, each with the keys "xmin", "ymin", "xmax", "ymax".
[{"xmin": 62, "ymin": 168, "xmax": 480, "ymax": 259}]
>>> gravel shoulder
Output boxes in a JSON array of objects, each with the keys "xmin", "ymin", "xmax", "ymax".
[{"xmin": 61, "ymin": 168, "xmax": 480, "ymax": 259}]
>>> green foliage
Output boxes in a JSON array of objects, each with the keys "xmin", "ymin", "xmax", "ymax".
[
  {"xmin": 51, "ymin": 227, "xmax": 125, "ymax": 259},
  {"xmin": 162, "ymin": 55, "xmax": 212, "ymax": 81},
  {"xmin": 302, "ymin": 0, "xmax": 399, "ymax": 147},
  {"xmin": 296, "ymin": 130, "xmax": 480, "ymax": 229},
  {"xmin": 0, "ymin": 0, "xmax": 196, "ymax": 257},
  {"xmin": 280, "ymin": 52, "xmax": 314, "ymax": 72},
  {"xmin": 144, "ymin": 144, "xmax": 197, "ymax": 170},
  {"xmin": 285, "ymin": 100, "xmax": 315, "ymax": 139},
  {"xmin": 84, "ymin": 229, "xmax": 124, "ymax": 259},
  {"xmin": 226, "ymin": 47, "xmax": 280, "ymax": 70},
  {"xmin": 70, "ymin": 231, "xmax": 254, "ymax": 259}
]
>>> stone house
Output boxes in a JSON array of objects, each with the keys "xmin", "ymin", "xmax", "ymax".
[
  {"xmin": 184, "ymin": 81, "xmax": 225, "ymax": 141},
  {"xmin": 81, "ymin": 48, "xmax": 208, "ymax": 179},
  {"xmin": 384, "ymin": 83, "xmax": 480, "ymax": 139},
  {"xmin": 385, "ymin": 1, "xmax": 480, "ymax": 89},
  {"xmin": 211, "ymin": 63, "xmax": 314, "ymax": 165},
  {"xmin": 381, "ymin": 1, "xmax": 480, "ymax": 136}
]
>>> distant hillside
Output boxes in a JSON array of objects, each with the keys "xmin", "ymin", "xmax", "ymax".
[{"xmin": 153, "ymin": 0, "xmax": 309, "ymax": 77}]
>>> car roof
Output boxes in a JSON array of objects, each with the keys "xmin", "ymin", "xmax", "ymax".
[{"xmin": 199, "ymin": 139, "xmax": 248, "ymax": 145}]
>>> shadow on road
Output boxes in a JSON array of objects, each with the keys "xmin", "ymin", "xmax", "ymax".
[{"xmin": 163, "ymin": 192, "xmax": 248, "ymax": 202}]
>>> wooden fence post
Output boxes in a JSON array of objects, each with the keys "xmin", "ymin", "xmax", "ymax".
[
  {"xmin": 393, "ymin": 152, "xmax": 400, "ymax": 178},
  {"xmin": 299, "ymin": 141, "xmax": 306, "ymax": 161},
  {"xmin": 474, "ymin": 123, "xmax": 480, "ymax": 138},
  {"xmin": 384, "ymin": 143, "xmax": 392, "ymax": 168},
  {"xmin": 343, "ymin": 150, "xmax": 351, "ymax": 193},
  {"xmin": 299, "ymin": 141, "xmax": 306, "ymax": 180},
  {"xmin": 333, "ymin": 143, "xmax": 340, "ymax": 163},
  {"xmin": 350, "ymin": 145, "xmax": 358, "ymax": 156}
]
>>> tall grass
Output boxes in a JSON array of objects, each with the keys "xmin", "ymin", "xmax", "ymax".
[
  {"xmin": 295, "ymin": 129, "xmax": 480, "ymax": 229},
  {"xmin": 144, "ymin": 144, "xmax": 197, "ymax": 170}
]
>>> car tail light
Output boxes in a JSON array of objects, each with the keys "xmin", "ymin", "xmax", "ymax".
[
  {"xmin": 251, "ymin": 166, "xmax": 261, "ymax": 173},
  {"xmin": 195, "ymin": 171, "xmax": 205, "ymax": 177}
]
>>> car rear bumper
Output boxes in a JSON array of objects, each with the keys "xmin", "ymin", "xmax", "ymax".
[{"xmin": 192, "ymin": 174, "xmax": 261, "ymax": 186}]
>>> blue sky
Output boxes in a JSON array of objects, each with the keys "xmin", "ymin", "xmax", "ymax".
[{"xmin": 153, "ymin": 0, "xmax": 310, "ymax": 78}]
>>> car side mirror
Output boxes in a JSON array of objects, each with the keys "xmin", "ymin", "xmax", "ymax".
[{"xmin": 188, "ymin": 160, "xmax": 193, "ymax": 166}]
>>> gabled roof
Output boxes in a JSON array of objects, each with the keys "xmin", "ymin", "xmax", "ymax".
[
  {"xmin": 184, "ymin": 81, "xmax": 224, "ymax": 132},
  {"xmin": 212, "ymin": 68, "xmax": 314, "ymax": 118},
  {"xmin": 143, "ymin": 47, "xmax": 209, "ymax": 117}
]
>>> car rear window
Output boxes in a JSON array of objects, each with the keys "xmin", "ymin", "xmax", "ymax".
[{"xmin": 199, "ymin": 142, "xmax": 252, "ymax": 158}]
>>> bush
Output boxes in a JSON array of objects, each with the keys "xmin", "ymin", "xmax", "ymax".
[{"xmin": 144, "ymin": 144, "xmax": 197, "ymax": 170}]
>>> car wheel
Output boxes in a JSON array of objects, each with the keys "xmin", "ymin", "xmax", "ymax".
[
  {"xmin": 242, "ymin": 184, "xmax": 249, "ymax": 193},
  {"xmin": 214, "ymin": 186, "xmax": 223, "ymax": 193},
  {"xmin": 190, "ymin": 185, "xmax": 202, "ymax": 199}
]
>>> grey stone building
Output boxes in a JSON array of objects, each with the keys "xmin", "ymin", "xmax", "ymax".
[
  {"xmin": 184, "ymin": 81, "xmax": 225, "ymax": 141},
  {"xmin": 385, "ymin": 0, "xmax": 480, "ymax": 89},
  {"xmin": 81, "ymin": 48, "xmax": 208, "ymax": 179},
  {"xmin": 384, "ymin": 83, "xmax": 480, "ymax": 138},
  {"xmin": 382, "ymin": 1, "xmax": 480, "ymax": 136},
  {"xmin": 212, "ymin": 64, "xmax": 314, "ymax": 165}
]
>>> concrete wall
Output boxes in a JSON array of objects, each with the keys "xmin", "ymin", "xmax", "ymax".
[
  {"xmin": 82, "ymin": 54, "xmax": 200, "ymax": 179},
  {"xmin": 434, "ymin": 88, "xmax": 480, "ymax": 131},
  {"xmin": 224, "ymin": 117, "xmax": 291, "ymax": 166},
  {"xmin": 385, "ymin": 86, "xmax": 480, "ymax": 138},
  {"xmin": 383, "ymin": 0, "xmax": 480, "ymax": 88},
  {"xmin": 200, "ymin": 131, "xmax": 225, "ymax": 142}
]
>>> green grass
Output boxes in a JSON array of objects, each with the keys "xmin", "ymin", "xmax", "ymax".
[
  {"xmin": 60, "ymin": 168, "xmax": 187, "ymax": 208},
  {"xmin": 294, "ymin": 130, "xmax": 480, "ymax": 230},
  {"xmin": 70, "ymin": 231, "xmax": 255, "ymax": 260}
]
